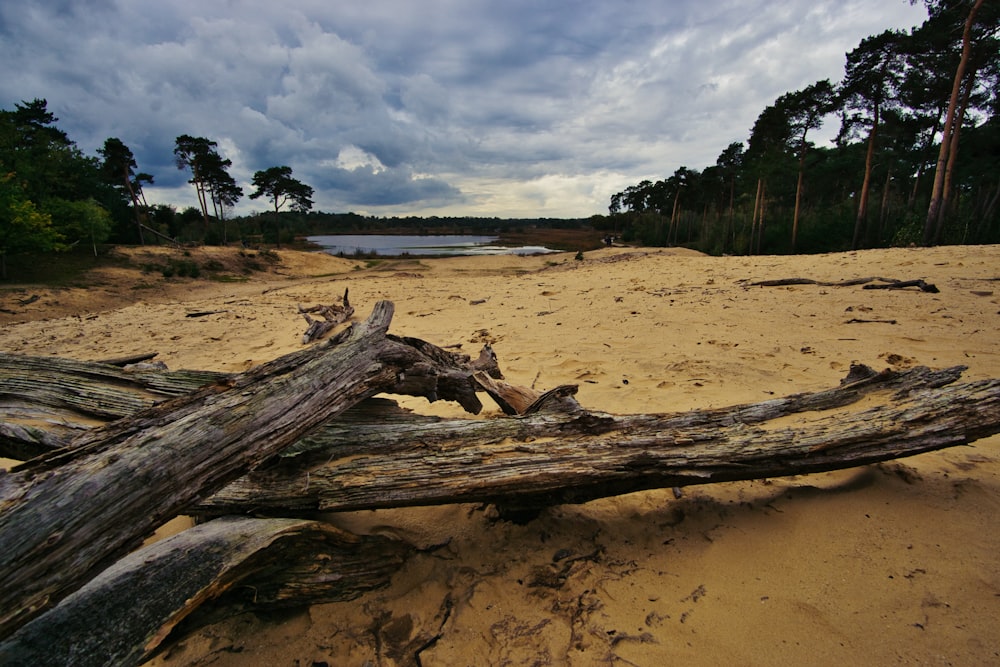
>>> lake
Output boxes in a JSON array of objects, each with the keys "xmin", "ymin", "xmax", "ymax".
[{"xmin": 307, "ymin": 234, "xmax": 557, "ymax": 257}]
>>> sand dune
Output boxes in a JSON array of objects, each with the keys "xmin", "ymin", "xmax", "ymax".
[{"xmin": 2, "ymin": 243, "xmax": 998, "ymax": 665}]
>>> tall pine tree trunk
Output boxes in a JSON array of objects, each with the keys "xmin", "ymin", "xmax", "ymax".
[
  {"xmin": 728, "ymin": 176, "xmax": 736, "ymax": 252},
  {"xmin": 792, "ymin": 145, "xmax": 807, "ymax": 252},
  {"xmin": 750, "ymin": 177, "xmax": 763, "ymax": 255},
  {"xmin": 853, "ymin": 106, "xmax": 879, "ymax": 250},
  {"xmin": 669, "ymin": 189, "xmax": 682, "ymax": 245},
  {"xmin": 121, "ymin": 166, "xmax": 145, "ymax": 245},
  {"xmin": 909, "ymin": 106, "xmax": 944, "ymax": 210},
  {"xmin": 936, "ymin": 72, "xmax": 976, "ymax": 240},
  {"xmin": 879, "ymin": 167, "xmax": 893, "ymax": 240},
  {"xmin": 273, "ymin": 198, "xmax": 282, "ymax": 249},
  {"xmin": 756, "ymin": 182, "xmax": 767, "ymax": 254},
  {"xmin": 924, "ymin": 0, "xmax": 985, "ymax": 245}
]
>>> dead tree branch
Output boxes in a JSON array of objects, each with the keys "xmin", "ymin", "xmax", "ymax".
[
  {"xmin": 0, "ymin": 517, "xmax": 412, "ymax": 666},
  {"xmin": 0, "ymin": 310, "xmax": 998, "ymax": 660},
  {"xmin": 749, "ymin": 276, "xmax": 939, "ymax": 293},
  {"xmin": 299, "ymin": 287, "xmax": 354, "ymax": 343},
  {"xmin": 0, "ymin": 301, "xmax": 486, "ymax": 639},
  {"xmin": 189, "ymin": 365, "xmax": 999, "ymax": 517}
]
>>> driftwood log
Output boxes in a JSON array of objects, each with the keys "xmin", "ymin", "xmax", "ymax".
[
  {"xmin": 1, "ymin": 301, "xmax": 999, "ymax": 663},
  {"xmin": 0, "ymin": 353, "xmax": 227, "ymax": 460},
  {"xmin": 299, "ymin": 287, "xmax": 355, "ymax": 343},
  {"xmin": 0, "ymin": 301, "xmax": 495, "ymax": 640},
  {"xmin": 749, "ymin": 276, "xmax": 940, "ymax": 292},
  {"xmin": 0, "ymin": 517, "xmax": 412, "ymax": 666},
  {"xmin": 0, "ymin": 342, "xmax": 501, "ymax": 461},
  {"xmin": 189, "ymin": 364, "xmax": 1000, "ymax": 517}
]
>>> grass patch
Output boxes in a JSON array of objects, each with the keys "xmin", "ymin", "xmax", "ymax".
[
  {"xmin": 347, "ymin": 258, "xmax": 428, "ymax": 272},
  {"xmin": 141, "ymin": 259, "xmax": 201, "ymax": 279},
  {"xmin": 238, "ymin": 249, "xmax": 280, "ymax": 273},
  {"xmin": 495, "ymin": 228, "xmax": 606, "ymax": 252},
  {"xmin": 2, "ymin": 244, "xmax": 296, "ymax": 288}
]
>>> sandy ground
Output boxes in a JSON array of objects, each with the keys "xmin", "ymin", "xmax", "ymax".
[{"xmin": 2, "ymin": 243, "xmax": 999, "ymax": 665}]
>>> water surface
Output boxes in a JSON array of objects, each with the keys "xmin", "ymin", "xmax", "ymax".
[{"xmin": 308, "ymin": 234, "xmax": 556, "ymax": 257}]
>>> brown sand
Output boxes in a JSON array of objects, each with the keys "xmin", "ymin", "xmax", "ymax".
[{"xmin": 2, "ymin": 244, "xmax": 999, "ymax": 665}]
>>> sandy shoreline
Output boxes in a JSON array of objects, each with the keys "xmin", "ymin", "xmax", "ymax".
[{"xmin": 2, "ymin": 244, "xmax": 999, "ymax": 664}]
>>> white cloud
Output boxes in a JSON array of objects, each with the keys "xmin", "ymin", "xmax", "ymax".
[{"xmin": 328, "ymin": 146, "xmax": 387, "ymax": 173}]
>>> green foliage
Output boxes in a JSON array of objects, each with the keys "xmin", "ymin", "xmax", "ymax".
[
  {"xmin": 44, "ymin": 198, "xmax": 114, "ymax": 253},
  {"xmin": 249, "ymin": 166, "xmax": 314, "ymax": 248},
  {"xmin": 0, "ymin": 99, "xmax": 117, "ymax": 275},
  {"xmin": 249, "ymin": 166, "xmax": 315, "ymax": 212},
  {"xmin": 97, "ymin": 137, "xmax": 154, "ymax": 243},
  {"xmin": 174, "ymin": 135, "xmax": 242, "ymax": 225},
  {"xmin": 0, "ymin": 175, "xmax": 64, "ymax": 278}
]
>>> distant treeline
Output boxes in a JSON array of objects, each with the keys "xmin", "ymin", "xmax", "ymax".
[
  {"xmin": 231, "ymin": 210, "xmax": 597, "ymax": 243},
  {"xmin": 609, "ymin": 0, "xmax": 999, "ymax": 255}
]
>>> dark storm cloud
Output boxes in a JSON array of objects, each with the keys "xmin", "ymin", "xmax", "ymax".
[{"xmin": 0, "ymin": 0, "xmax": 927, "ymax": 217}]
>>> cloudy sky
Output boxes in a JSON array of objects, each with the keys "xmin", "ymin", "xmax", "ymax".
[{"xmin": 0, "ymin": 1, "xmax": 928, "ymax": 219}]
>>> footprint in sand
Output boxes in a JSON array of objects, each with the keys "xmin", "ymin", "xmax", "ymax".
[{"xmin": 879, "ymin": 352, "xmax": 917, "ymax": 368}]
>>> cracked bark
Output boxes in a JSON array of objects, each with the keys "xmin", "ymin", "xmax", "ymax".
[
  {"xmin": 0, "ymin": 517, "xmax": 412, "ymax": 666},
  {"xmin": 0, "ymin": 301, "xmax": 489, "ymax": 641}
]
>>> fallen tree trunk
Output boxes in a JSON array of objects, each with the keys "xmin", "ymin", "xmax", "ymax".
[
  {"xmin": 0, "ymin": 353, "xmax": 227, "ymax": 460},
  {"xmin": 4, "ymin": 353, "xmax": 998, "ymax": 519},
  {"xmin": 0, "ymin": 301, "xmax": 488, "ymax": 640},
  {"xmin": 0, "ymin": 341, "xmax": 500, "ymax": 461},
  {"xmin": 748, "ymin": 276, "xmax": 939, "ymax": 292},
  {"xmin": 2, "ymin": 323, "xmax": 999, "ymax": 653},
  {"xmin": 189, "ymin": 364, "xmax": 1000, "ymax": 516},
  {"xmin": 0, "ymin": 517, "xmax": 412, "ymax": 667},
  {"xmin": 4, "ymin": 354, "xmax": 999, "ymax": 519}
]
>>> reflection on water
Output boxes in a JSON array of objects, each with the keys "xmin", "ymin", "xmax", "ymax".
[{"xmin": 307, "ymin": 234, "xmax": 556, "ymax": 257}]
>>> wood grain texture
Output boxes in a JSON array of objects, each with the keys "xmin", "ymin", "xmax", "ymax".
[
  {"xmin": 0, "ymin": 301, "xmax": 479, "ymax": 639},
  {"xmin": 0, "ymin": 516, "xmax": 411, "ymax": 666},
  {"xmin": 192, "ymin": 365, "xmax": 1000, "ymax": 516}
]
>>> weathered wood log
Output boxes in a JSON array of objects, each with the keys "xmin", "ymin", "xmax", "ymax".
[
  {"xmin": 97, "ymin": 351, "xmax": 160, "ymax": 366},
  {"xmin": 299, "ymin": 287, "xmax": 354, "ymax": 343},
  {"xmin": 187, "ymin": 364, "xmax": 1000, "ymax": 517},
  {"xmin": 0, "ymin": 353, "xmax": 227, "ymax": 460},
  {"xmin": 138, "ymin": 222, "xmax": 183, "ymax": 247},
  {"xmin": 749, "ymin": 276, "xmax": 939, "ymax": 292},
  {"xmin": 4, "ymin": 356, "xmax": 998, "ymax": 519},
  {"xmin": 473, "ymin": 371, "xmax": 581, "ymax": 415},
  {"xmin": 1, "ymin": 366, "xmax": 997, "ymax": 666},
  {"xmin": 2, "ymin": 341, "xmax": 999, "ymax": 651},
  {"xmin": 0, "ymin": 340, "xmax": 501, "ymax": 461},
  {"xmin": 0, "ymin": 516, "xmax": 412, "ymax": 667},
  {"xmin": 845, "ymin": 318, "xmax": 898, "ymax": 325},
  {"xmin": 0, "ymin": 301, "xmax": 486, "ymax": 640},
  {"xmin": 185, "ymin": 309, "xmax": 230, "ymax": 318},
  {"xmin": 862, "ymin": 279, "xmax": 939, "ymax": 292}
]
